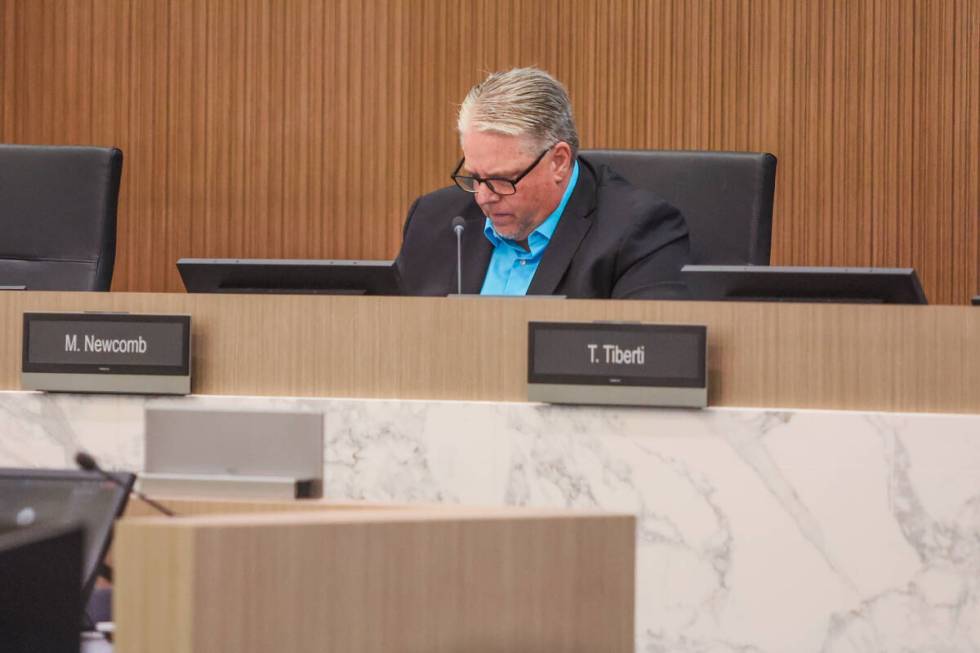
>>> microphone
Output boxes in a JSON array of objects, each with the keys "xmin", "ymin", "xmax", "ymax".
[
  {"xmin": 451, "ymin": 216, "xmax": 466, "ymax": 295},
  {"xmin": 75, "ymin": 451, "xmax": 177, "ymax": 517}
]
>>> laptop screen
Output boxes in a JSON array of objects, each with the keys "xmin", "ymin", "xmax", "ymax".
[{"xmin": 0, "ymin": 468, "xmax": 134, "ymax": 603}]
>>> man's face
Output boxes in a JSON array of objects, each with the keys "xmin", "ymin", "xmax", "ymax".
[{"xmin": 459, "ymin": 131, "xmax": 572, "ymax": 243}]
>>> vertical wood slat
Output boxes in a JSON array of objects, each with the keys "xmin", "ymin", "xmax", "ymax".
[
  {"xmin": 0, "ymin": 0, "xmax": 977, "ymax": 303},
  {"xmin": 0, "ymin": 0, "xmax": 5, "ymax": 136}
]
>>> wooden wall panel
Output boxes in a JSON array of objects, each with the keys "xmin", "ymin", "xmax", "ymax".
[
  {"xmin": 0, "ymin": 0, "xmax": 4, "ymax": 133},
  {"xmin": 0, "ymin": 0, "xmax": 4, "ymax": 136},
  {"xmin": 1, "ymin": 0, "xmax": 977, "ymax": 303}
]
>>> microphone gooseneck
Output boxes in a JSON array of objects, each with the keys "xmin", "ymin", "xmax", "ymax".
[
  {"xmin": 451, "ymin": 216, "xmax": 466, "ymax": 295},
  {"xmin": 75, "ymin": 451, "xmax": 177, "ymax": 518}
]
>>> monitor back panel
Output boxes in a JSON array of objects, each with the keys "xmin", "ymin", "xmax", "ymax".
[
  {"xmin": 0, "ymin": 525, "xmax": 83, "ymax": 653},
  {"xmin": 0, "ymin": 468, "xmax": 133, "ymax": 605},
  {"xmin": 144, "ymin": 408, "xmax": 324, "ymax": 481}
]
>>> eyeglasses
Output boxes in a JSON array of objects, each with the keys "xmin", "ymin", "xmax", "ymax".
[{"xmin": 450, "ymin": 146, "xmax": 552, "ymax": 196}]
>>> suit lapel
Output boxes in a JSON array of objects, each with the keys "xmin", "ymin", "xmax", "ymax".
[
  {"xmin": 458, "ymin": 204, "xmax": 493, "ymax": 294},
  {"xmin": 526, "ymin": 158, "xmax": 598, "ymax": 295}
]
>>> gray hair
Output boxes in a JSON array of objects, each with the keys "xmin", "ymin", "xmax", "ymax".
[{"xmin": 457, "ymin": 67, "xmax": 580, "ymax": 156}]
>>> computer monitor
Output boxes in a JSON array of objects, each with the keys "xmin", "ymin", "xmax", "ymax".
[
  {"xmin": 0, "ymin": 468, "xmax": 135, "ymax": 607},
  {"xmin": 681, "ymin": 265, "xmax": 928, "ymax": 305},
  {"xmin": 177, "ymin": 258, "xmax": 401, "ymax": 295},
  {"xmin": 0, "ymin": 524, "xmax": 83, "ymax": 652}
]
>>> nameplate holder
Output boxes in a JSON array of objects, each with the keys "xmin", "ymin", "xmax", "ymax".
[
  {"xmin": 22, "ymin": 312, "xmax": 191, "ymax": 395},
  {"xmin": 527, "ymin": 321, "xmax": 707, "ymax": 408}
]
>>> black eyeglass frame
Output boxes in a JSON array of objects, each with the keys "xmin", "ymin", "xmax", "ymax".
[{"xmin": 450, "ymin": 146, "xmax": 553, "ymax": 196}]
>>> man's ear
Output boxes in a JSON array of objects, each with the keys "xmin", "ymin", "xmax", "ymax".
[{"xmin": 551, "ymin": 142, "xmax": 573, "ymax": 181}]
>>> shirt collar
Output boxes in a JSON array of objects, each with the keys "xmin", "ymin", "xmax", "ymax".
[{"xmin": 483, "ymin": 160, "xmax": 580, "ymax": 254}]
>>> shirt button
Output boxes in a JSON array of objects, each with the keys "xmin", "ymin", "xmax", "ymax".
[{"xmin": 520, "ymin": 260, "xmax": 527, "ymax": 266}]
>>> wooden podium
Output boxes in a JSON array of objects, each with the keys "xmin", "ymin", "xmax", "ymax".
[{"xmin": 113, "ymin": 499, "xmax": 635, "ymax": 652}]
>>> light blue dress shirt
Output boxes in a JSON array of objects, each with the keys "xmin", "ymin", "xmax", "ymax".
[{"xmin": 480, "ymin": 161, "xmax": 580, "ymax": 295}]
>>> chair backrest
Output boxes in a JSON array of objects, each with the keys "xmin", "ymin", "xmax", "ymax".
[
  {"xmin": 581, "ymin": 149, "xmax": 776, "ymax": 265},
  {"xmin": 0, "ymin": 144, "xmax": 123, "ymax": 290}
]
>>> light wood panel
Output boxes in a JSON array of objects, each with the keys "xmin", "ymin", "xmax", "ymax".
[
  {"xmin": 0, "ymin": 0, "xmax": 4, "ymax": 134},
  {"xmin": 0, "ymin": 1, "xmax": 977, "ymax": 303},
  {"xmin": 114, "ymin": 506, "xmax": 635, "ymax": 653},
  {"xmin": 122, "ymin": 497, "xmax": 418, "ymax": 519},
  {"xmin": 2, "ymin": 292, "xmax": 978, "ymax": 413}
]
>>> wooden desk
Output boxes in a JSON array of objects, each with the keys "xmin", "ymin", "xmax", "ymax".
[
  {"xmin": 2, "ymin": 292, "xmax": 977, "ymax": 413},
  {"xmin": 113, "ymin": 499, "xmax": 634, "ymax": 653}
]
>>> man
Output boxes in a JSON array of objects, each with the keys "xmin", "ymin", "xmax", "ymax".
[{"xmin": 395, "ymin": 67, "xmax": 690, "ymax": 299}]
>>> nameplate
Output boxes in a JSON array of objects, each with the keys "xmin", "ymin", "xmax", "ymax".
[
  {"xmin": 527, "ymin": 321, "xmax": 707, "ymax": 408},
  {"xmin": 22, "ymin": 312, "xmax": 191, "ymax": 395}
]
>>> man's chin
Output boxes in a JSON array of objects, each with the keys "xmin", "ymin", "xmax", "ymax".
[{"xmin": 490, "ymin": 223, "xmax": 528, "ymax": 242}]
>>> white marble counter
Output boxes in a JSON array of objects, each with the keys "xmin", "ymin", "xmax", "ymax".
[{"xmin": 1, "ymin": 390, "xmax": 978, "ymax": 652}]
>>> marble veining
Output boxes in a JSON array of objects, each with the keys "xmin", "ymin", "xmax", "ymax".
[{"xmin": 1, "ymin": 390, "xmax": 978, "ymax": 652}]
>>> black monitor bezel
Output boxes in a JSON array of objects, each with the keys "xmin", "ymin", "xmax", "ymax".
[
  {"xmin": 681, "ymin": 265, "xmax": 928, "ymax": 305},
  {"xmin": 177, "ymin": 258, "xmax": 402, "ymax": 296}
]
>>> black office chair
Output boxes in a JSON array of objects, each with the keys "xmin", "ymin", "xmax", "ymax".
[
  {"xmin": 0, "ymin": 144, "xmax": 123, "ymax": 290},
  {"xmin": 581, "ymin": 149, "xmax": 777, "ymax": 265}
]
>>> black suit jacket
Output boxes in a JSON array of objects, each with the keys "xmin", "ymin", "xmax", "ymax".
[{"xmin": 395, "ymin": 157, "xmax": 690, "ymax": 299}]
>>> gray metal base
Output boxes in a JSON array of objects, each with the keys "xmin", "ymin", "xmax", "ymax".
[
  {"xmin": 22, "ymin": 372, "xmax": 190, "ymax": 395},
  {"xmin": 528, "ymin": 383, "xmax": 707, "ymax": 408},
  {"xmin": 138, "ymin": 473, "xmax": 319, "ymax": 500}
]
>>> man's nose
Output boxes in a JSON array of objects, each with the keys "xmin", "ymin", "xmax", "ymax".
[{"xmin": 474, "ymin": 181, "xmax": 500, "ymax": 204}]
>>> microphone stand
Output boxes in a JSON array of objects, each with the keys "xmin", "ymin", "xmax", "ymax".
[{"xmin": 452, "ymin": 216, "xmax": 465, "ymax": 295}]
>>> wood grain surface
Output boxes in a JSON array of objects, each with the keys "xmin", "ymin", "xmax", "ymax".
[
  {"xmin": 114, "ymin": 506, "xmax": 636, "ymax": 653},
  {"xmin": 1, "ymin": 0, "xmax": 977, "ymax": 303},
  {"xmin": 3, "ymin": 291, "xmax": 978, "ymax": 413}
]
